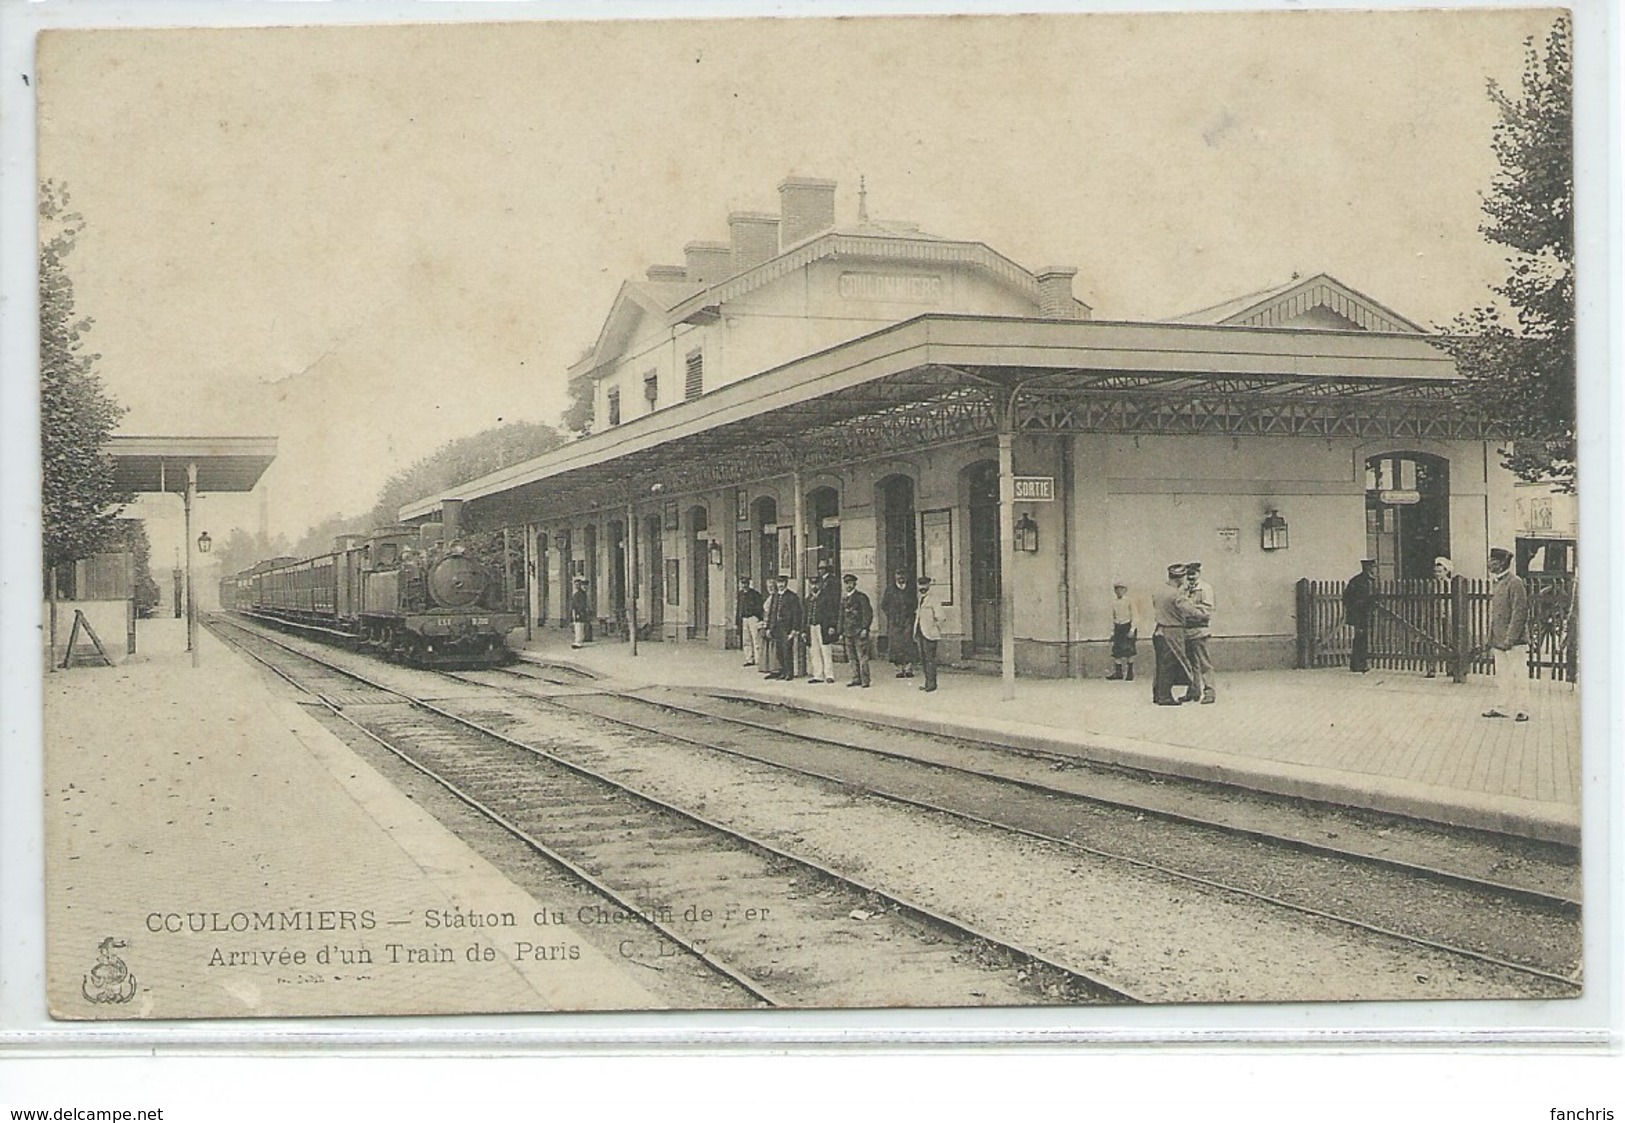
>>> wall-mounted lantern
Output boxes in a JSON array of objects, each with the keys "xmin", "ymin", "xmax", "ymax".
[
  {"xmin": 1014, "ymin": 513, "xmax": 1040, "ymax": 554},
  {"xmin": 709, "ymin": 540, "xmax": 724, "ymax": 568},
  {"xmin": 197, "ymin": 531, "xmax": 212, "ymax": 554},
  {"xmin": 1261, "ymin": 509, "xmax": 1289, "ymax": 551}
]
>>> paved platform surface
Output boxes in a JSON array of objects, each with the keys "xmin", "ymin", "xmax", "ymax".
[
  {"xmin": 44, "ymin": 618, "xmax": 662, "ymax": 1019},
  {"xmin": 510, "ymin": 627, "xmax": 1582, "ymax": 845}
]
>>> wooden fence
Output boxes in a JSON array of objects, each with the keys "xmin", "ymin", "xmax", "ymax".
[{"xmin": 1296, "ymin": 574, "xmax": 1577, "ymax": 682}]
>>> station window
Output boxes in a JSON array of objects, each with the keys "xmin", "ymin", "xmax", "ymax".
[
  {"xmin": 607, "ymin": 387, "xmax": 621, "ymax": 427},
  {"xmin": 643, "ymin": 370, "xmax": 659, "ymax": 411},
  {"xmin": 684, "ymin": 349, "xmax": 704, "ymax": 400}
]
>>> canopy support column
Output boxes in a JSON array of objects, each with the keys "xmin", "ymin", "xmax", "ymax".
[
  {"xmin": 626, "ymin": 500, "xmax": 639, "ymax": 657},
  {"xmin": 997, "ymin": 429, "xmax": 1016, "ymax": 701},
  {"xmin": 185, "ymin": 460, "xmax": 199, "ymax": 668}
]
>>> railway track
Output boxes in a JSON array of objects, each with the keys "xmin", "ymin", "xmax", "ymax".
[
  {"xmin": 206, "ymin": 615, "xmax": 1140, "ymax": 1007},
  {"xmin": 461, "ymin": 659, "xmax": 1582, "ymax": 991}
]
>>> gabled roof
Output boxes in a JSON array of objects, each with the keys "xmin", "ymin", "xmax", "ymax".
[
  {"xmin": 569, "ymin": 226, "xmax": 1088, "ymax": 381},
  {"xmin": 1170, "ymin": 273, "xmax": 1426, "ymax": 334},
  {"xmin": 570, "ymin": 279, "xmax": 707, "ymax": 381}
]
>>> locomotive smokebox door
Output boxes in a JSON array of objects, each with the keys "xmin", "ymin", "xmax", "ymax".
[{"xmin": 428, "ymin": 555, "xmax": 489, "ymax": 609}]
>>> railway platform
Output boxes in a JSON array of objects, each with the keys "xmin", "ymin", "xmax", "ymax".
[
  {"xmin": 508, "ymin": 628, "xmax": 1583, "ymax": 846},
  {"xmin": 42, "ymin": 617, "xmax": 662, "ymax": 1020}
]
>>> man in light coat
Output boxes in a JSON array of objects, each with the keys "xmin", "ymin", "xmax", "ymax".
[
  {"xmin": 913, "ymin": 575, "xmax": 944, "ymax": 693},
  {"xmin": 1483, "ymin": 547, "xmax": 1531, "ymax": 721}
]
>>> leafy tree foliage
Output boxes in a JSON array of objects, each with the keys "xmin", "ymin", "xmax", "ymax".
[
  {"xmin": 235, "ymin": 419, "xmax": 569, "ymax": 565},
  {"xmin": 561, "ymin": 374, "xmax": 595, "ymax": 437},
  {"xmin": 41, "ymin": 181, "xmax": 131, "ymax": 571},
  {"xmin": 1440, "ymin": 15, "xmax": 1574, "ymax": 491},
  {"xmin": 362, "ymin": 419, "xmax": 569, "ymax": 531},
  {"xmin": 114, "ymin": 519, "xmax": 163, "ymax": 617}
]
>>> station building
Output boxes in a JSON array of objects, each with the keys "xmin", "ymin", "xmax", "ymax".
[{"xmin": 402, "ymin": 176, "xmax": 1515, "ymax": 678}]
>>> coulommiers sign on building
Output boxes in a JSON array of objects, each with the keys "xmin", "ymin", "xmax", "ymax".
[{"xmin": 839, "ymin": 272, "xmax": 944, "ymax": 303}]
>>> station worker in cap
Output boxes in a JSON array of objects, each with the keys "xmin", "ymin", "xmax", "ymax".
[
  {"xmin": 837, "ymin": 572, "xmax": 875, "ymax": 688},
  {"xmin": 1150, "ymin": 564, "xmax": 1194, "ymax": 705},
  {"xmin": 1180, "ymin": 561, "xmax": 1216, "ymax": 704},
  {"xmin": 735, "ymin": 574, "xmax": 765, "ymax": 667},
  {"xmin": 569, "ymin": 576, "xmax": 593, "ymax": 650},
  {"xmin": 1483, "ymin": 547, "xmax": 1531, "ymax": 722},
  {"xmin": 1342, "ymin": 557, "xmax": 1378, "ymax": 673},
  {"xmin": 806, "ymin": 570, "xmax": 842, "ymax": 684},
  {"xmin": 763, "ymin": 572, "xmax": 805, "ymax": 681},
  {"xmin": 913, "ymin": 575, "xmax": 944, "ymax": 693}
]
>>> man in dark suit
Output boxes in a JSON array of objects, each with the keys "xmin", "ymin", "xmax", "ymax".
[
  {"xmin": 838, "ymin": 572, "xmax": 874, "ymax": 688},
  {"xmin": 1343, "ymin": 558, "xmax": 1378, "ymax": 672},
  {"xmin": 764, "ymin": 573, "xmax": 804, "ymax": 680}
]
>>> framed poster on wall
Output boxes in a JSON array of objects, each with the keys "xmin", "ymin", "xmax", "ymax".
[{"xmin": 919, "ymin": 508, "xmax": 953, "ymax": 605}]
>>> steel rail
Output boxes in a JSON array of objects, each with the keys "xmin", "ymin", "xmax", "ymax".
[
  {"xmin": 470, "ymin": 669, "xmax": 1581, "ymax": 992},
  {"xmin": 492, "ymin": 662, "xmax": 1579, "ymax": 914},
  {"xmin": 208, "ymin": 615, "xmax": 1144, "ymax": 1005},
  {"xmin": 208, "ymin": 616, "xmax": 780, "ymax": 1007}
]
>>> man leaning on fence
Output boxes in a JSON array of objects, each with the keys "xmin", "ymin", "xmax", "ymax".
[
  {"xmin": 1342, "ymin": 558, "xmax": 1377, "ymax": 673},
  {"xmin": 1483, "ymin": 546, "xmax": 1531, "ymax": 722}
]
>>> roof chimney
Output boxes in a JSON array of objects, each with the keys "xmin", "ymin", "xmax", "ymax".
[
  {"xmin": 778, "ymin": 176, "xmax": 837, "ymax": 247},
  {"xmin": 728, "ymin": 211, "xmax": 780, "ymax": 274},
  {"xmin": 1035, "ymin": 267, "xmax": 1082, "ymax": 319},
  {"xmin": 684, "ymin": 241, "xmax": 734, "ymax": 286},
  {"xmin": 645, "ymin": 264, "xmax": 688, "ymax": 283}
]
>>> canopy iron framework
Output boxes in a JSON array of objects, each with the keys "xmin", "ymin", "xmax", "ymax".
[{"xmin": 459, "ymin": 364, "xmax": 1491, "ymax": 532}]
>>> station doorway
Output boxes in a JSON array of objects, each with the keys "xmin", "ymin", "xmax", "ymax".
[
  {"xmin": 1364, "ymin": 452, "xmax": 1450, "ymax": 581},
  {"xmin": 809, "ymin": 487, "xmax": 840, "ymax": 578},
  {"xmin": 877, "ymin": 475, "xmax": 916, "ymax": 585},
  {"xmin": 966, "ymin": 460, "xmax": 1001, "ymax": 654},
  {"xmin": 608, "ymin": 520, "xmax": 627, "ymax": 632},
  {"xmin": 643, "ymin": 514, "xmax": 664, "ymax": 635},
  {"xmin": 688, "ymin": 505, "xmax": 709, "ymax": 639},
  {"xmin": 754, "ymin": 497, "xmax": 778, "ymax": 588}
]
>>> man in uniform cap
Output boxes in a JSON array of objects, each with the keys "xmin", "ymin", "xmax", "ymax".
[
  {"xmin": 1483, "ymin": 547, "xmax": 1531, "ymax": 721},
  {"xmin": 1342, "ymin": 558, "xmax": 1378, "ymax": 672},
  {"xmin": 764, "ymin": 573, "xmax": 804, "ymax": 681},
  {"xmin": 1150, "ymin": 564, "xmax": 1193, "ymax": 705},
  {"xmin": 838, "ymin": 572, "xmax": 875, "ymax": 688},
  {"xmin": 1181, "ymin": 561, "xmax": 1216, "ymax": 704},
  {"xmin": 569, "ymin": 577, "xmax": 592, "ymax": 649}
]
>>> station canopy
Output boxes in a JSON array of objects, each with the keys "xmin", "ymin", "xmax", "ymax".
[
  {"xmin": 400, "ymin": 313, "xmax": 1486, "ymax": 532},
  {"xmin": 107, "ymin": 435, "xmax": 278, "ymax": 494}
]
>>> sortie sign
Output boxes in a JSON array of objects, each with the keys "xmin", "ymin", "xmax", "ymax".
[{"xmin": 1013, "ymin": 476, "xmax": 1055, "ymax": 502}]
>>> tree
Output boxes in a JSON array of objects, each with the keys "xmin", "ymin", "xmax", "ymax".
[
  {"xmin": 364, "ymin": 419, "xmax": 569, "ymax": 531},
  {"xmin": 114, "ymin": 519, "xmax": 162, "ymax": 618},
  {"xmin": 41, "ymin": 181, "xmax": 131, "ymax": 573},
  {"xmin": 1440, "ymin": 14, "xmax": 1573, "ymax": 491}
]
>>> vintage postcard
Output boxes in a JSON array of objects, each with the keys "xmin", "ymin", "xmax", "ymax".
[{"xmin": 23, "ymin": 6, "xmax": 1597, "ymax": 1030}]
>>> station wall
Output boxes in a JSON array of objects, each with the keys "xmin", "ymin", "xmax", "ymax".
[{"xmin": 527, "ymin": 430, "xmax": 1510, "ymax": 678}]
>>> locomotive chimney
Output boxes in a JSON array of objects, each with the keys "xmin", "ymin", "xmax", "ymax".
[{"xmin": 441, "ymin": 498, "xmax": 465, "ymax": 543}]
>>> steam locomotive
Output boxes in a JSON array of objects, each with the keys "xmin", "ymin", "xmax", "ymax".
[{"xmin": 221, "ymin": 518, "xmax": 519, "ymax": 667}]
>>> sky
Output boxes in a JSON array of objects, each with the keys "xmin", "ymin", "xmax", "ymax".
[{"xmin": 30, "ymin": 6, "xmax": 1561, "ymax": 554}]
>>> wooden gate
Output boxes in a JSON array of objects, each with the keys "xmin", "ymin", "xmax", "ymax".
[{"xmin": 1296, "ymin": 574, "xmax": 1576, "ymax": 682}]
